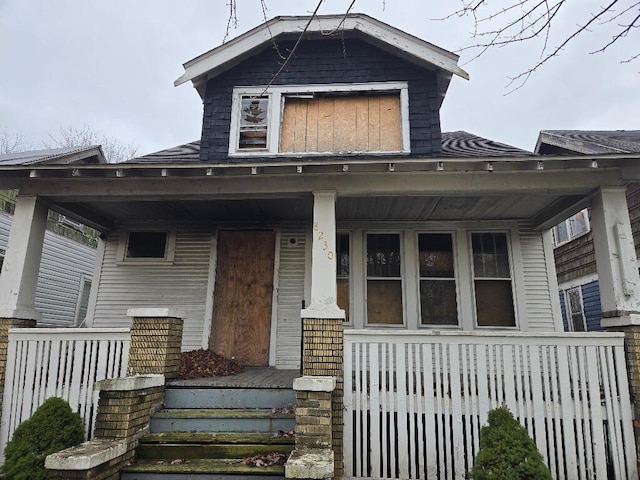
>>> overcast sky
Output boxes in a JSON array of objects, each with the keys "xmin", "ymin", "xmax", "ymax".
[{"xmin": 0, "ymin": 0, "xmax": 637, "ymax": 156}]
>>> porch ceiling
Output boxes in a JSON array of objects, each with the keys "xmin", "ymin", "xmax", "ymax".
[{"xmin": 50, "ymin": 192, "xmax": 582, "ymax": 232}]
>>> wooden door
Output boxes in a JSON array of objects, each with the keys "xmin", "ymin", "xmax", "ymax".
[{"xmin": 209, "ymin": 230, "xmax": 276, "ymax": 366}]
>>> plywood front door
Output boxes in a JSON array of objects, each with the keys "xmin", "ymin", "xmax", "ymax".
[{"xmin": 210, "ymin": 230, "xmax": 276, "ymax": 366}]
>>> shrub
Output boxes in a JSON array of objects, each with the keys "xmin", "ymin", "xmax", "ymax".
[
  {"xmin": 468, "ymin": 406, "xmax": 552, "ymax": 480},
  {"xmin": 3, "ymin": 397, "xmax": 85, "ymax": 480}
]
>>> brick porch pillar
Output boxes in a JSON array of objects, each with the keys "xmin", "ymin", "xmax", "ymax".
[
  {"xmin": 300, "ymin": 191, "xmax": 345, "ymax": 479},
  {"xmin": 126, "ymin": 308, "xmax": 184, "ymax": 380},
  {"xmin": 591, "ymin": 187, "xmax": 640, "ymax": 464}
]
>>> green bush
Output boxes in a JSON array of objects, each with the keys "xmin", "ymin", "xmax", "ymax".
[
  {"xmin": 468, "ymin": 406, "xmax": 552, "ymax": 480},
  {"xmin": 3, "ymin": 397, "xmax": 85, "ymax": 480}
]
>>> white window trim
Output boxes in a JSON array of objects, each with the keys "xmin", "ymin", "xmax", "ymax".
[
  {"xmin": 229, "ymin": 82, "xmax": 411, "ymax": 157},
  {"xmin": 116, "ymin": 225, "xmax": 177, "ymax": 264},
  {"xmin": 552, "ymin": 208, "xmax": 591, "ymax": 247},
  {"xmin": 469, "ymin": 230, "xmax": 519, "ymax": 330},
  {"xmin": 364, "ymin": 231, "xmax": 406, "ymax": 328},
  {"xmin": 564, "ymin": 286, "xmax": 587, "ymax": 332}
]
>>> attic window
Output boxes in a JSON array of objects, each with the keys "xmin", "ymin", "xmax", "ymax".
[{"xmin": 230, "ymin": 82, "xmax": 410, "ymax": 156}]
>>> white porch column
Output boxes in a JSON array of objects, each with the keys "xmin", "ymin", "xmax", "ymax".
[
  {"xmin": 590, "ymin": 187, "xmax": 640, "ymax": 327},
  {"xmin": 301, "ymin": 190, "xmax": 345, "ymax": 320},
  {"xmin": 0, "ymin": 195, "xmax": 48, "ymax": 320}
]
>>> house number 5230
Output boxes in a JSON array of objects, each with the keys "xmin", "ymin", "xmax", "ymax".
[{"xmin": 314, "ymin": 223, "xmax": 334, "ymax": 260}]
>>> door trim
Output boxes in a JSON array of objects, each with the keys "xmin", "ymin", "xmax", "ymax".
[{"xmin": 268, "ymin": 229, "xmax": 281, "ymax": 366}]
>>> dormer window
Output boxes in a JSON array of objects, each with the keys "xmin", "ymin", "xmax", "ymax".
[{"xmin": 229, "ymin": 82, "xmax": 410, "ymax": 156}]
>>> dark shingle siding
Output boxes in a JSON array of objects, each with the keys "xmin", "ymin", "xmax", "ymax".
[{"xmin": 200, "ymin": 38, "xmax": 442, "ymax": 162}]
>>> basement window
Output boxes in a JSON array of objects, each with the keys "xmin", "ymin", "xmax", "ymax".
[{"xmin": 229, "ymin": 82, "xmax": 410, "ymax": 156}]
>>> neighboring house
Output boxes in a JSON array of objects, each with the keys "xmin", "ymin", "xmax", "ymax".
[
  {"xmin": 0, "ymin": 147, "xmax": 101, "ymax": 326},
  {"xmin": 536, "ymin": 130, "xmax": 640, "ymax": 332}
]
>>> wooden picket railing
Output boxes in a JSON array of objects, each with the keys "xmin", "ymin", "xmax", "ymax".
[
  {"xmin": 344, "ymin": 330, "xmax": 637, "ymax": 480},
  {"xmin": 0, "ymin": 328, "xmax": 130, "ymax": 454}
]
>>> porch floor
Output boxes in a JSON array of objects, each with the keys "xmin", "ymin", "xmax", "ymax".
[{"xmin": 167, "ymin": 367, "xmax": 299, "ymax": 389}]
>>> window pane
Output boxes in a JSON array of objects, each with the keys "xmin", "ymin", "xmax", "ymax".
[
  {"xmin": 239, "ymin": 97, "xmax": 268, "ymax": 149},
  {"xmin": 475, "ymin": 280, "xmax": 515, "ymax": 327},
  {"xmin": 420, "ymin": 280, "xmax": 457, "ymax": 325},
  {"xmin": 367, "ymin": 234, "xmax": 401, "ymax": 277},
  {"xmin": 570, "ymin": 209, "xmax": 589, "ymax": 237},
  {"xmin": 554, "ymin": 222, "xmax": 569, "ymax": 244},
  {"xmin": 472, "ymin": 232, "xmax": 510, "ymax": 278},
  {"xmin": 367, "ymin": 280, "xmax": 403, "ymax": 324},
  {"xmin": 337, "ymin": 278, "xmax": 350, "ymax": 323},
  {"xmin": 126, "ymin": 231, "xmax": 167, "ymax": 258},
  {"xmin": 337, "ymin": 234, "xmax": 350, "ymax": 276},
  {"xmin": 418, "ymin": 233, "xmax": 454, "ymax": 277}
]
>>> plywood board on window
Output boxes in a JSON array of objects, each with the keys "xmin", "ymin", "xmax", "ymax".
[
  {"xmin": 475, "ymin": 280, "xmax": 515, "ymax": 327},
  {"xmin": 280, "ymin": 95, "xmax": 402, "ymax": 154},
  {"xmin": 367, "ymin": 280, "xmax": 403, "ymax": 325},
  {"xmin": 210, "ymin": 230, "xmax": 275, "ymax": 366},
  {"xmin": 337, "ymin": 278, "xmax": 350, "ymax": 322}
]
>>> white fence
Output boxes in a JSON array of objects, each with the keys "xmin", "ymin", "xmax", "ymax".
[
  {"xmin": 0, "ymin": 328, "xmax": 130, "ymax": 454},
  {"xmin": 344, "ymin": 330, "xmax": 637, "ymax": 480}
]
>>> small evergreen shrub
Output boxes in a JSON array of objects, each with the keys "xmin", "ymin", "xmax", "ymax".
[
  {"xmin": 3, "ymin": 397, "xmax": 85, "ymax": 480},
  {"xmin": 468, "ymin": 406, "xmax": 552, "ymax": 480}
]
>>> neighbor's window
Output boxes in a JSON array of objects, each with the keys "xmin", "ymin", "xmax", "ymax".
[
  {"xmin": 471, "ymin": 232, "xmax": 516, "ymax": 327},
  {"xmin": 366, "ymin": 233, "xmax": 403, "ymax": 325},
  {"xmin": 126, "ymin": 231, "xmax": 168, "ymax": 258},
  {"xmin": 230, "ymin": 82, "xmax": 409, "ymax": 156},
  {"xmin": 565, "ymin": 286, "xmax": 587, "ymax": 332},
  {"xmin": 336, "ymin": 233, "xmax": 350, "ymax": 322},
  {"xmin": 553, "ymin": 208, "xmax": 590, "ymax": 246},
  {"xmin": 418, "ymin": 233, "xmax": 458, "ymax": 326}
]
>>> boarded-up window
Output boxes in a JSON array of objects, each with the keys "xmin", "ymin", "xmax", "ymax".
[
  {"xmin": 472, "ymin": 232, "xmax": 515, "ymax": 327},
  {"xmin": 280, "ymin": 94, "xmax": 402, "ymax": 153},
  {"xmin": 366, "ymin": 233, "xmax": 403, "ymax": 325},
  {"xmin": 337, "ymin": 233, "xmax": 350, "ymax": 322},
  {"xmin": 418, "ymin": 233, "xmax": 458, "ymax": 326}
]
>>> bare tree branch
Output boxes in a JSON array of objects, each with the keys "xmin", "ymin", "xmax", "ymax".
[
  {"xmin": 44, "ymin": 125, "xmax": 138, "ymax": 163},
  {"xmin": 0, "ymin": 127, "xmax": 31, "ymax": 155}
]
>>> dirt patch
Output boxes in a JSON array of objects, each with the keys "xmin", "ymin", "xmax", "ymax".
[{"xmin": 177, "ymin": 349, "xmax": 244, "ymax": 379}]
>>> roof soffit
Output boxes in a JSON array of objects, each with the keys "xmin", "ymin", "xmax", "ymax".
[{"xmin": 175, "ymin": 14, "xmax": 469, "ymax": 98}]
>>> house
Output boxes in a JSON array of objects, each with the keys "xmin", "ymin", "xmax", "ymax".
[
  {"xmin": 0, "ymin": 147, "xmax": 100, "ymax": 326},
  {"xmin": 536, "ymin": 130, "xmax": 640, "ymax": 332},
  {"xmin": 1, "ymin": 14, "xmax": 640, "ymax": 479}
]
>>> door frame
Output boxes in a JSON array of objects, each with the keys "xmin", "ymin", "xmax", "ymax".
[{"xmin": 202, "ymin": 227, "xmax": 281, "ymax": 366}]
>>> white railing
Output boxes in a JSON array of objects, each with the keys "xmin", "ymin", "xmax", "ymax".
[
  {"xmin": 344, "ymin": 330, "xmax": 637, "ymax": 480},
  {"xmin": 0, "ymin": 328, "xmax": 130, "ymax": 454}
]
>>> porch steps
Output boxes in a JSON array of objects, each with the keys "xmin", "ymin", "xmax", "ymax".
[{"xmin": 121, "ymin": 379, "xmax": 296, "ymax": 479}]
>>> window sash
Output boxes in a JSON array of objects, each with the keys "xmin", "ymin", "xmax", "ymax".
[{"xmin": 366, "ymin": 233, "xmax": 403, "ymax": 325}]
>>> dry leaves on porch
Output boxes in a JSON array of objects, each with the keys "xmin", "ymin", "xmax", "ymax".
[
  {"xmin": 241, "ymin": 452, "xmax": 289, "ymax": 467},
  {"xmin": 177, "ymin": 349, "xmax": 244, "ymax": 379}
]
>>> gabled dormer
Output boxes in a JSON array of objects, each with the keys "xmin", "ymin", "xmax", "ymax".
[{"xmin": 175, "ymin": 14, "xmax": 468, "ymax": 162}]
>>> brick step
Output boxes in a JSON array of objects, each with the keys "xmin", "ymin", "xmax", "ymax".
[
  {"xmin": 164, "ymin": 387, "xmax": 295, "ymax": 409},
  {"xmin": 120, "ymin": 458, "xmax": 286, "ymax": 479},
  {"xmin": 150, "ymin": 408, "xmax": 296, "ymax": 434}
]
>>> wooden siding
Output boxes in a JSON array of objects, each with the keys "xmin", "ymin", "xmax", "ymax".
[
  {"xmin": 274, "ymin": 226, "xmax": 306, "ymax": 369},
  {"xmin": 519, "ymin": 226, "xmax": 557, "ymax": 330},
  {"xmin": 0, "ymin": 212, "xmax": 96, "ymax": 326},
  {"xmin": 201, "ymin": 38, "xmax": 442, "ymax": 162},
  {"xmin": 89, "ymin": 223, "xmax": 211, "ymax": 351}
]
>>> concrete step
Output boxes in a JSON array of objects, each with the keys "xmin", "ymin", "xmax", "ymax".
[
  {"xmin": 150, "ymin": 409, "xmax": 296, "ymax": 434},
  {"xmin": 120, "ymin": 458, "xmax": 286, "ymax": 479},
  {"xmin": 137, "ymin": 439, "xmax": 293, "ymax": 460},
  {"xmin": 164, "ymin": 387, "xmax": 295, "ymax": 409},
  {"xmin": 141, "ymin": 432, "xmax": 295, "ymax": 445}
]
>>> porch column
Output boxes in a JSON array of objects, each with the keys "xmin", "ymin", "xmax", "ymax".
[
  {"xmin": 300, "ymin": 191, "xmax": 345, "ymax": 480},
  {"xmin": 592, "ymin": 186, "xmax": 640, "ymax": 465},
  {"xmin": 0, "ymin": 195, "xmax": 48, "ymax": 321}
]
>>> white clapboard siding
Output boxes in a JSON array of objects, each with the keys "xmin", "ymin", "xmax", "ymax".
[
  {"xmin": 275, "ymin": 226, "xmax": 306, "ymax": 369},
  {"xmin": 344, "ymin": 330, "xmax": 636, "ymax": 480},
  {"xmin": 0, "ymin": 328, "xmax": 130, "ymax": 456},
  {"xmin": 90, "ymin": 224, "xmax": 211, "ymax": 351},
  {"xmin": 519, "ymin": 225, "xmax": 556, "ymax": 330},
  {"xmin": 0, "ymin": 212, "xmax": 96, "ymax": 326}
]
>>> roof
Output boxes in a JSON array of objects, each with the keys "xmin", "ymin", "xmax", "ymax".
[
  {"xmin": 0, "ymin": 145, "xmax": 106, "ymax": 166},
  {"xmin": 125, "ymin": 132, "xmax": 533, "ymax": 165},
  {"xmin": 536, "ymin": 130, "xmax": 640, "ymax": 155},
  {"xmin": 175, "ymin": 14, "xmax": 469, "ymax": 99}
]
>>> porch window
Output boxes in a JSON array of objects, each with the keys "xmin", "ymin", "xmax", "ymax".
[
  {"xmin": 418, "ymin": 233, "xmax": 458, "ymax": 325},
  {"xmin": 229, "ymin": 82, "xmax": 409, "ymax": 156},
  {"xmin": 471, "ymin": 232, "xmax": 516, "ymax": 327},
  {"xmin": 118, "ymin": 226, "xmax": 177, "ymax": 263},
  {"xmin": 565, "ymin": 286, "xmax": 587, "ymax": 332},
  {"xmin": 336, "ymin": 233, "xmax": 350, "ymax": 322},
  {"xmin": 366, "ymin": 233, "xmax": 403, "ymax": 325}
]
